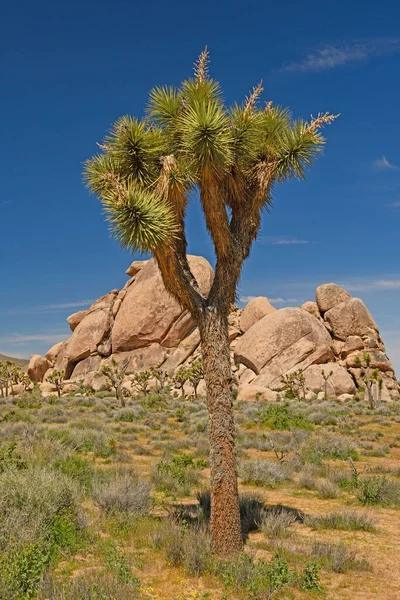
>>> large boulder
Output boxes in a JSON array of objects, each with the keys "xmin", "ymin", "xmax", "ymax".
[
  {"xmin": 301, "ymin": 301, "xmax": 321, "ymax": 320},
  {"xmin": 65, "ymin": 309, "xmax": 112, "ymax": 373},
  {"xmin": 316, "ymin": 283, "xmax": 351, "ymax": 313},
  {"xmin": 27, "ymin": 355, "xmax": 51, "ymax": 382},
  {"xmin": 237, "ymin": 384, "xmax": 278, "ymax": 402},
  {"xmin": 234, "ymin": 307, "xmax": 334, "ymax": 388},
  {"xmin": 67, "ymin": 310, "xmax": 89, "ymax": 332},
  {"xmin": 324, "ymin": 298, "xmax": 378, "ymax": 341},
  {"xmin": 303, "ymin": 363, "xmax": 357, "ymax": 396},
  {"xmin": 112, "ymin": 256, "xmax": 213, "ymax": 353},
  {"xmin": 240, "ymin": 297, "xmax": 276, "ymax": 333},
  {"xmin": 45, "ymin": 341, "xmax": 67, "ymax": 365},
  {"xmin": 107, "ymin": 345, "xmax": 167, "ymax": 372}
]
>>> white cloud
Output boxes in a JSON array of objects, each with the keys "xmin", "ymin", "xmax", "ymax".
[
  {"xmin": 273, "ymin": 239, "xmax": 309, "ymax": 246},
  {"xmin": 239, "ymin": 295, "xmax": 257, "ymax": 304},
  {"xmin": 239, "ymin": 295, "xmax": 298, "ymax": 305},
  {"xmin": 282, "ymin": 38, "xmax": 400, "ymax": 73},
  {"xmin": 343, "ymin": 279, "xmax": 400, "ymax": 292},
  {"xmin": 0, "ymin": 333, "xmax": 67, "ymax": 345},
  {"xmin": 387, "ymin": 201, "xmax": 400, "ymax": 207},
  {"xmin": 270, "ymin": 297, "xmax": 299, "ymax": 304},
  {"xmin": 4, "ymin": 299, "xmax": 94, "ymax": 315},
  {"xmin": 373, "ymin": 156, "xmax": 400, "ymax": 171},
  {"xmin": 262, "ymin": 236, "xmax": 310, "ymax": 246}
]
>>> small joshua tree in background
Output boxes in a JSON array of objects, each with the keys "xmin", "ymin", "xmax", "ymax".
[
  {"xmin": 354, "ymin": 352, "xmax": 381, "ymax": 409},
  {"xmin": 151, "ymin": 356, "xmax": 170, "ymax": 401},
  {"xmin": 187, "ymin": 358, "xmax": 204, "ymax": 398},
  {"xmin": 321, "ymin": 368, "xmax": 333, "ymax": 401},
  {"xmin": 174, "ymin": 366, "xmax": 190, "ymax": 398},
  {"xmin": 132, "ymin": 370, "xmax": 152, "ymax": 396},
  {"xmin": 47, "ymin": 369, "xmax": 65, "ymax": 398},
  {"xmin": 98, "ymin": 359, "xmax": 129, "ymax": 406},
  {"xmin": 280, "ymin": 369, "xmax": 306, "ymax": 400}
]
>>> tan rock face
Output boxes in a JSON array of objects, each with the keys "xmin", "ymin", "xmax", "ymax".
[
  {"xmin": 112, "ymin": 256, "xmax": 213, "ymax": 353},
  {"xmin": 161, "ymin": 311, "xmax": 195, "ymax": 348},
  {"xmin": 45, "ymin": 341, "xmax": 67, "ymax": 365},
  {"xmin": 303, "ymin": 363, "xmax": 356, "ymax": 396},
  {"xmin": 316, "ymin": 283, "xmax": 351, "ymax": 313},
  {"xmin": 240, "ymin": 297, "xmax": 276, "ymax": 333},
  {"xmin": 27, "ymin": 355, "xmax": 51, "ymax": 382},
  {"xmin": 67, "ymin": 310, "xmax": 89, "ymax": 332},
  {"xmin": 126, "ymin": 260, "xmax": 148, "ymax": 277},
  {"xmin": 301, "ymin": 301, "xmax": 321, "ymax": 320},
  {"xmin": 162, "ymin": 329, "xmax": 201, "ymax": 372},
  {"xmin": 234, "ymin": 307, "xmax": 333, "ymax": 388},
  {"xmin": 237, "ymin": 383, "xmax": 278, "ymax": 402},
  {"xmin": 341, "ymin": 336, "xmax": 364, "ymax": 357},
  {"xmin": 108, "ymin": 345, "xmax": 167, "ymax": 372},
  {"xmin": 66, "ymin": 309, "xmax": 112, "ymax": 367},
  {"xmin": 71, "ymin": 355, "xmax": 102, "ymax": 379},
  {"xmin": 345, "ymin": 350, "xmax": 393, "ymax": 372},
  {"xmin": 324, "ymin": 298, "xmax": 378, "ymax": 341}
]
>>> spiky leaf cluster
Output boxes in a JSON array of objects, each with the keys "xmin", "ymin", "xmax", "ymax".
[{"xmin": 84, "ymin": 50, "xmax": 337, "ymax": 258}]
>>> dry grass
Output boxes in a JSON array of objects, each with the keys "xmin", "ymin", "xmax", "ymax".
[{"xmin": 1, "ymin": 392, "xmax": 400, "ymax": 599}]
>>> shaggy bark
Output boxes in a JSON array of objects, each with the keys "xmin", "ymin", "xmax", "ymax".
[{"xmin": 198, "ymin": 307, "xmax": 243, "ymax": 555}]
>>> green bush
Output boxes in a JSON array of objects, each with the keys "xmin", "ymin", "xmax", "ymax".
[{"xmin": 256, "ymin": 403, "xmax": 313, "ymax": 431}]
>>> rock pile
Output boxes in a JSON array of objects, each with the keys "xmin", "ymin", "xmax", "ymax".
[{"xmin": 28, "ymin": 258, "xmax": 400, "ymax": 401}]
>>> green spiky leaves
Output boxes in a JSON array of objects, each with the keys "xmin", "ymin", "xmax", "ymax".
[
  {"xmin": 84, "ymin": 49, "xmax": 337, "ymax": 260},
  {"xmin": 102, "ymin": 180, "xmax": 178, "ymax": 253}
]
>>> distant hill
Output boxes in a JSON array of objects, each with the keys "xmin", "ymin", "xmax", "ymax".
[{"xmin": 0, "ymin": 353, "xmax": 29, "ymax": 369}]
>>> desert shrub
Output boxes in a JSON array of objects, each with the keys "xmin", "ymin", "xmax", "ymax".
[
  {"xmin": 0, "ymin": 467, "xmax": 81, "ymax": 550},
  {"xmin": 54, "ymin": 455, "xmax": 95, "ymax": 491},
  {"xmin": 218, "ymin": 552, "xmax": 290, "ymax": 597},
  {"xmin": 104, "ymin": 543, "xmax": 140, "ymax": 585},
  {"xmin": 93, "ymin": 472, "xmax": 151, "ymax": 516},
  {"xmin": 0, "ymin": 441, "xmax": 27, "ymax": 472},
  {"xmin": 301, "ymin": 432, "xmax": 359, "ymax": 463},
  {"xmin": 260, "ymin": 508, "xmax": 296, "ymax": 538},
  {"xmin": 38, "ymin": 571, "xmax": 141, "ymax": 599},
  {"xmin": 0, "ymin": 467, "xmax": 83, "ymax": 597},
  {"xmin": 239, "ymin": 459, "xmax": 292, "ymax": 487},
  {"xmin": 311, "ymin": 541, "xmax": 371, "ymax": 573},
  {"xmin": 357, "ymin": 476, "xmax": 400, "ymax": 506},
  {"xmin": 314, "ymin": 479, "xmax": 339, "ymax": 499},
  {"xmin": 152, "ymin": 454, "xmax": 204, "ymax": 497},
  {"xmin": 299, "ymin": 561, "xmax": 322, "ymax": 591},
  {"xmin": 255, "ymin": 403, "xmax": 313, "ymax": 431},
  {"xmin": 306, "ymin": 511, "xmax": 376, "ymax": 532},
  {"xmin": 152, "ymin": 520, "xmax": 211, "ymax": 575}
]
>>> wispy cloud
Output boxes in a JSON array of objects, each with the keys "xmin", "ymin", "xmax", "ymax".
[
  {"xmin": 373, "ymin": 156, "xmax": 400, "ymax": 171},
  {"xmin": 270, "ymin": 297, "xmax": 299, "ymax": 304},
  {"xmin": 262, "ymin": 236, "xmax": 310, "ymax": 246},
  {"xmin": 239, "ymin": 295, "xmax": 298, "ymax": 305},
  {"xmin": 239, "ymin": 295, "xmax": 257, "ymax": 304},
  {"xmin": 282, "ymin": 38, "xmax": 400, "ymax": 73},
  {"xmin": 3, "ymin": 299, "xmax": 94, "ymax": 316},
  {"xmin": 343, "ymin": 279, "xmax": 400, "ymax": 292},
  {"xmin": 0, "ymin": 333, "xmax": 67, "ymax": 345},
  {"xmin": 386, "ymin": 201, "xmax": 400, "ymax": 208}
]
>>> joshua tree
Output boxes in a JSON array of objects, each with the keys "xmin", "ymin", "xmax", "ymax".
[
  {"xmin": 132, "ymin": 370, "xmax": 152, "ymax": 395},
  {"xmin": 280, "ymin": 369, "xmax": 306, "ymax": 400},
  {"xmin": 173, "ymin": 366, "xmax": 190, "ymax": 397},
  {"xmin": 151, "ymin": 358, "xmax": 170, "ymax": 401},
  {"xmin": 355, "ymin": 352, "xmax": 381, "ymax": 409},
  {"xmin": 187, "ymin": 358, "xmax": 204, "ymax": 398},
  {"xmin": 98, "ymin": 359, "xmax": 129, "ymax": 406},
  {"xmin": 47, "ymin": 369, "xmax": 65, "ymax": 398},
  {"xmin": 321, "ymin": 368, "xmax": 333, "ymax": 401},
  {"xmin": 84, "ymin": 49, "xmax": 336, "ymax": 555}
]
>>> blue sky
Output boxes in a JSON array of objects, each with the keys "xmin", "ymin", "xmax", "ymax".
[{"xmin": 1, "ymin": 0, "xmax": 399, "ymax": 373}]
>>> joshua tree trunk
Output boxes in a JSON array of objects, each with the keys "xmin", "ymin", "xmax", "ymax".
[{"xmin": 198, "ymin": 307, "xmax": 243, "ymax": 556}]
